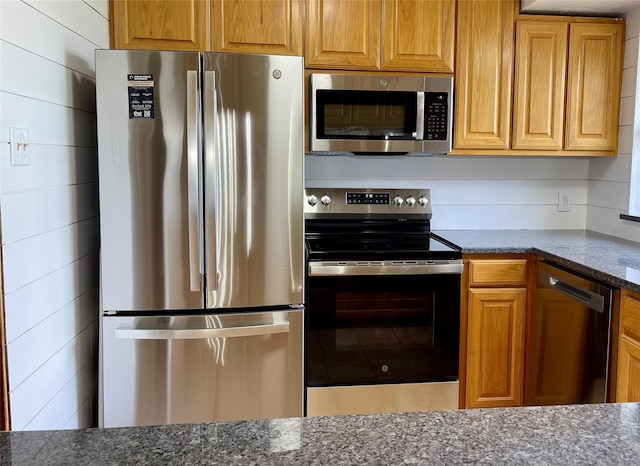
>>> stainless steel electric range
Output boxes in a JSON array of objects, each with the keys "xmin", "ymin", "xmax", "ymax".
[{"xmin": 304, "ymin": 188, "xmax": 463, "ymax": 417}]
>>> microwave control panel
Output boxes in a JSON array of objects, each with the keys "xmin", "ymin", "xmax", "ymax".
[{"xmin": 425, "ymin": 92, "xmax": 448, "ymax": 141}]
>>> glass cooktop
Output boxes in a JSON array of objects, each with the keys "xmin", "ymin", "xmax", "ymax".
[{"xmin": 305, "ymin": 232, "xmax": 462, "ymax": 261}]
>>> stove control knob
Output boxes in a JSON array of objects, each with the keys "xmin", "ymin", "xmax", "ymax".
[
  {"xmin": 418, "ymin": 196, "xmax": 429, "ymax": 207},
  {"xmin": 405, "ymin": 196, "xmax": 416, "ymax": 207},
  {"xmin": 307, "ymin": 194, "xmax": 318, "ymax": 207},
  {"xmin": 320, "ymin": 194, "xmax": 332, "ymax": 207},
  {"xmin": 393, "ymin": 195, "xmax": 404, "ymax": 207}
]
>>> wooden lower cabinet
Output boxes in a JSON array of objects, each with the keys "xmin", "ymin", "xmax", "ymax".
[
  {"xmin": 616, "ymin": 335, "xmax": 640, "ymax": 402},
  {"xmin": 465, "ymin": 288, "xmax": 526, "ymax": 408},
  {"xmin": 616, "ymin": 291, "xmax": 640, "ymax": 402}
]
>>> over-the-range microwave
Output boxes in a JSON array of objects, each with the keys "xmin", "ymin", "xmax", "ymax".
[{"xmin": 310, "ymin": 73, "xmax": 453, "ymax": 155}]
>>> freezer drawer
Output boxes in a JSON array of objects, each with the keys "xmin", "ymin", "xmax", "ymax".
[{"xmin": 101, "ymin": 310, "xmax": 303, "ymax": 428}]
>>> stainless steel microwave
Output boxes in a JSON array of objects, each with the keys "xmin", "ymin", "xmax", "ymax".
[{"xmin": 310, "ymin": 74, "xmax": 453, "ymax": 154}]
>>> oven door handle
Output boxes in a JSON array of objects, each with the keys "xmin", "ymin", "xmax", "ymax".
[{"xmin": 308, "ymin": 260, "xmax": 463, "ymax": 276}]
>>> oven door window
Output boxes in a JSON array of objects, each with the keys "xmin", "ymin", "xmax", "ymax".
[
  {"xmin": 315, "ymin": 90, "xmax": 418, "ymax": 140},
  {"xmin": 306, "ymin": 274, "xmax": 459, "ymax": 387}
]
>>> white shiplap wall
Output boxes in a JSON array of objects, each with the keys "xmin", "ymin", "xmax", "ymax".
[
  {"xmin": 586, "ymin": 6, "xmax": 640, "ymax": 242},
  {"xmin": 306, "ymin": 155, "xmax": 590, "ymax": 230},
  {"xmin": 0, "ymin": 0, "xmax": 109, "ymax": 430}
]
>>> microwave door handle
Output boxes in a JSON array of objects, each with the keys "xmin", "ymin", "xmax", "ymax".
[
  {"xmin": 415, "ymin": 92, "xmax": 425, "ymax": 140},
  {"xmin": 186, "ymin": 69, "xmax": 201, "ymax": 291}
]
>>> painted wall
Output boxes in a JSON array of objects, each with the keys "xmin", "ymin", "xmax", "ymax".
[
  {"xmin": 586, "ymin": 6, "xmax": 640, "ymax": 242},
  {"xmin": 306, "ymin": 151, "xmax": 590, "ymax": 231},
  {"xmin": 0, "ymin": 0, "xmax": 109, "ymax": 430}
]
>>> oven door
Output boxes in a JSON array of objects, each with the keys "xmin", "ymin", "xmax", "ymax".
[{"xmin": 305, "ymin": 263, "xmax": 461, "ymax": 416}]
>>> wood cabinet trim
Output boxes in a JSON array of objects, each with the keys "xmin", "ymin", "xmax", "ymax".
[{"xmin": 449, "ymin": 149, "xmax": 618, "ymax": 156}]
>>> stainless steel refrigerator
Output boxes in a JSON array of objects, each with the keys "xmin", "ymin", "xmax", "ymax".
[{"xmin": 95, "ymin": 50, "xmax": 304, "ymax": 428}]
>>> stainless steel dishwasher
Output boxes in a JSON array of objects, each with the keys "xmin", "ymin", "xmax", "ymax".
[{"xmin": 526, "ymin": 261, "xmax": 617, "ymax": 406}]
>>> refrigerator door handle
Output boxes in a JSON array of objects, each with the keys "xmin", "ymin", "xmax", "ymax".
[
  {"xmin": 204, "ymin": 68, "xmax": 218, "ymax": 292},
  {"xmin": 114, "ymin": 322, "xmax": 290, "ymax": 340},
  {"xmin": 187, "ymin": 69, "xmax": 201, "ymax": 291}
]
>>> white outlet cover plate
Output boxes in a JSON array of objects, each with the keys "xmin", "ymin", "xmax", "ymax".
[{"xmin": 9, "ymin": 127, "xmax": 30, "ymax": 166}]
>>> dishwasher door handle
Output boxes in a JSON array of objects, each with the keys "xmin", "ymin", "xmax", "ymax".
[{"xmin": 545, "ymin": 273, "xmax": 605, "ymax": 313}]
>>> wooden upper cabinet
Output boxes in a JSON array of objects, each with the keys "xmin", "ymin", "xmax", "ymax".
[
  {"xmin": 111, "ymin": 0, "xmax": 211, "ymax": 51},
  {"xmin": 454, "ymin": 0, "xmax": 517, "ymax": 149},
  {"xmin": 305, "ymin": 0, "xmax": 381, "ymax": 69},
  {"xmin": 513, "ymin": 21, "xmax": 568, "ymax": 150},
  {"xmin": 305, "ymin": 0, "xmax": 454, "ymax": 72},
  {"xmin": 565, "ymin": 23, "xmax": 623, "ymax": 151},
  {"xmin": 212, "ymin": 0, "xmax": 302, "ymax": 55},
  {"xmin": 381, "ymin": 0, "xmax": 454, "ymax": 72}
]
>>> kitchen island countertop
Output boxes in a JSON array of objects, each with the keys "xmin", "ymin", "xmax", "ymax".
[
  {"xmin": 1, "ymin": 403, "xmax": 640, "ymax": 465},
  {"xmin": 435, "ymin": 229, "xmax": 640, "ymax": 293}
]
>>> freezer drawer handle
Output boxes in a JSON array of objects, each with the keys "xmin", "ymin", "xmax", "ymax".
[{"xmin": 114, "ymin": 322, "xmax": 290, "ymax": 340}]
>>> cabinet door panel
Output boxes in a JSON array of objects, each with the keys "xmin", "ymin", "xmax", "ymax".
[
  {"xmin": 381, "ymin": 0, "xmax": 454, "ymax": 72},
  {"xmin": 111, "ymin": 0, "xmax": 210, "ymax": 51},
  {"xmin": 212, "ymin": 0, "xmax": 302, "ymax": 55},
  {"xmin": 513, "ymin": 22, "xmax": 568, "ymax": 150},
  {"xmin": 616, "ymin": 335, "xmax": 640, "ymax": 402},
  {"xmin": 305, "ymin": 0, "xmax": 380, "ymax": 69},
  {"xmin": 566, "ymin": 23, "xmax": 623, "ymax": 151},
  {"xmin": 454, "ymin": 0, "xmax": 516, "ymax": 149},
  {"xmin": 525, "ymin": 289, "xmax": 590, "ymax": 405},
  {"xmin": 466, "ymin": 288, "xmax": 525, "ymax": 408}
]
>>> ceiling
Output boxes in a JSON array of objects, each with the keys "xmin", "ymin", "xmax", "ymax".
[{"xmin": 521, "ymin": 0, "xmax": 640, "ymax": 16}]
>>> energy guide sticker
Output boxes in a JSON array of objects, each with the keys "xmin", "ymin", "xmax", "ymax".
[{"xmin": 128, "ymin": 74, "xmax": 155, "ymax": 119}]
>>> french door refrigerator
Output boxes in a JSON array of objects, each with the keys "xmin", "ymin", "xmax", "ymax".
[{"xmin": 95, "ymin": 50, "xmax": 304, "ymax": 428}]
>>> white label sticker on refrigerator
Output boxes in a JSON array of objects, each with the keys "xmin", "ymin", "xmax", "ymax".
[{"xmin": 128, "ymin": 74, "xmax": 155, "ymax": 119}]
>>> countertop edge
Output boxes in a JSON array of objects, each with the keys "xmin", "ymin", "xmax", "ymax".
[{"xmin": 444, "ymin": 230, "xmax": 640, "ymax": 294}]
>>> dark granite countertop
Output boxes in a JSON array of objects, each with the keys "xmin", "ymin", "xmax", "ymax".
[
  {"xmin": 434, "ymin": 229, "xmax": 640, "ymax": 293},
  {"xmin": 2, "ymin": 403, "xmax": 640, "ymax": 465}
]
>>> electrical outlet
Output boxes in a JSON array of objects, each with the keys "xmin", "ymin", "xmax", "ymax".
[
  {"xmin": 9, "ymin": 127, "xmax": 30, "ymax": 166},
  {"xmin": 558, "ymin": 191, "xmax": 570, "ymax": 212}
]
